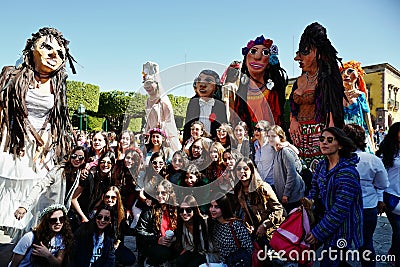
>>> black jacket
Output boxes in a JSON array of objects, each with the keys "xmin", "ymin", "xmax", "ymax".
[{"xmin": 183, "ymin": 97, "xmax": 228, "ymax": 144}]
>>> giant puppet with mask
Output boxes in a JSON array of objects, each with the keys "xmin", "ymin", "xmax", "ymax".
[
  {"xmin": 234, "ymin": 35, "xmax": 288, "ymax": 138},
  {"xmin": 0, "ymin": 27, "xmax": 76, "ymax": 234}
]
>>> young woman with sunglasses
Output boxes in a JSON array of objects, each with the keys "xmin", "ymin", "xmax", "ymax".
[
  {"xmin": 303, "ymin": 127, "xmax": 362, "ymax": 266},
  {"xmin": 71, "ymin": 205, "xmax": 115, "ymax": 267},
  {"xmin": 215, "ymin": 123, "xmax": 237, "ymax": 150},
  {"xmin": 175, "ymin": 195, "xmax": 211, "ymax": 267},
  {"xmin": 14, "ymin": 146, "xmax": 88, "ymax": 226},
  {"xmin": 71, "ymin": 151, "xmax": 115, "ymax": 224},
  {"xmin": 233, "ymin": 158, "xmax": 285, "ymax": 245},
  {"xmin": 10, "ymin": 204, "xmax": 73, "ymax": 267},
  {"xmin": 102, "ymin": 186, "xmax": 136, "ymax": 266},
  {"xmin": 136, "ymin": 179, "xmax": 178, "ymax": 266},
  {"xmin": 166, "ymin": 150, "xmax": 189, "ymax": 185}
]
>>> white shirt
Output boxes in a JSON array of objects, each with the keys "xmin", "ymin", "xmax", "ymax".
[
  {"xmin": 198, "ymin": 98, "xmax": 215, "ymax": 134},
  {"xmin": 386, "ymin": 152, "xmax": 400, "ymax": 197},
  {"xmin": 356, "ymin": 149, "xmax": 389, "ymax": 208}
]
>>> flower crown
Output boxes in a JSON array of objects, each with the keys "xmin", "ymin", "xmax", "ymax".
[
  {"xmin": 149, "ymin": 127, "xmax": 167, "ymax": 138},
  {"xmin": 241, "ymin": 35, "xmax": 279, "ymax": 65},
  {"xmin": 39, "ymin": 204, "xmax": 68, "ymax": 221}
]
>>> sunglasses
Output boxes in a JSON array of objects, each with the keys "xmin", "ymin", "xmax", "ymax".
[
  {"xmin": 71, "ymin": 154, "xmax": 85, "ymax": 161},
  {"xmin": 254, "ymin": 127, "xmax": 264, "ymax": 132},
  {"xmin": 236, "ymin": 166, "xmax": 250, "ymax": 171},
  {"xmin": 105, "ymin": 195, "xmax": 117, "ymax": 200},
  {"xmin": 179, "ymin": 207, "xmax": 193, "ymax": 214},
  {"xmin": 318, "ymin": 136, "xmax": 336, "ymax": 143},
  {"xmin": 49, "ymin": 216, "xmax": 65, "ymax": 225},
  {"xmin": 96, "ymin": 215, "xmax": 111, "ymax": 222},
  {"xmin": 342, "ymin": 68, "xmax": 355, "ymax": 76},
  {"xmin": 296, "ymin": 49, "xmax": 310, "ymax": 56}
]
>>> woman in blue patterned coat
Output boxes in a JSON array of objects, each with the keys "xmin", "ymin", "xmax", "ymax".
[{"xmin": 304, "ymin": 127, "xmax": 363, "ymax": 266}]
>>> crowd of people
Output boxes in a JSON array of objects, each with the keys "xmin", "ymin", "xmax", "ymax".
[{"xmin": 1, "ymin": 22, "xmax": 399, "ymax": 267}]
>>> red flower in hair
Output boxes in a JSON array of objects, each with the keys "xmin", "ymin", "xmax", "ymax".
[
  {"xmin": 209, "ymin": 113, "xmax": 217, "ymax": 123},
  {"xmin": 263, "ymin": 39, "xmax": 273, "ymax": 49}
]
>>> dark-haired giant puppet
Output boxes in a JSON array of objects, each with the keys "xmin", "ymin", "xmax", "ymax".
[
  {"xmin": 234, "ymin": 35, "xmax": 288, "ymax": 137},
  {"xmin": 183, "ymin": 70, "xmax": 228, "ymax": 144},
  {"xmin": 0, "ymin": 27, "xmax": 76, "ymax": 231},
  {"xmin": 289, "ymin": 22, "xmax": 345, "ymax": 171}
]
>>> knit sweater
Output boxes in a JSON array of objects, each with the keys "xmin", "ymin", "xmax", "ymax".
[{"xmin": 308, "ymin": 153, "xmax": 363, "ymax": 248}]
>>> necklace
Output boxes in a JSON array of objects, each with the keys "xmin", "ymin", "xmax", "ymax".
[{"xmin": 305, "ymin": 71, "xmax": 318, "ymax": 84}]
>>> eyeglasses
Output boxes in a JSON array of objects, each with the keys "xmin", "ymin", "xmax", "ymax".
[
  {"xmin": 152, "ymin": 160, "xmax": 164, "ymax": 166},
  {"xmin": 157, "ymin": 190, "xmax": 167, "ymax": 196},
  {"xmin": 179, "ymin": 207, "xmax": 193, "ymax": 214},
  {"xmin": 342, "ymin": 68, "xmax": 355, "ymax": 76},
  {"xmin": 217, "ymin": 129, "xmax": 227, "ymax": 133},
  {"xmin": 236, "ymin": 166, "xmax": 250, "ymax": 171},
  {"xmin": 318, "ymin": 136, "xmax": 336, "ymax": 143},
  {"xmin": 49, "ymin": 216, "xmax": 65, "ymax": 225},
  {"xmin": 100, "ymin": 160, "xmax": 112, "ymax": 165},
  {"xmin": 105, "ymin": 195, "xmax": 117, "ymax": 200},
  {"xmin": 254, "ymin": 127, "xmax": 264, "ymax": 132},
  {"xmin": 96, "ymin": 215, "xmax": 111, "ymax": 222},
  {"xmin": 249, "ymin": 48, "xmax": 270, "ymax": 57},
  {"xmin": 71, "ymin": 154, "xmax": 85, "ymax": 161}
]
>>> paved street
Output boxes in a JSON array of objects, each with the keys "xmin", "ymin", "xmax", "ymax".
[{"xmin": 0, "ymin": 214, "xmax": 394, "ymax": 266}]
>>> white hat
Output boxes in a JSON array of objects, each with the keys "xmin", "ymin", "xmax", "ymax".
[{"xmin": 142, "ymin": 61, "xmax": 160, "ymax": 83}]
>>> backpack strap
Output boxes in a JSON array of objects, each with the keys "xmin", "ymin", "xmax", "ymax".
[{"xmin": 228, "ymin": 219, "xmax": 241, "ymax": 248}]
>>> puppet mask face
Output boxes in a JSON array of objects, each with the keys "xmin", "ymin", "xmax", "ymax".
[
  {"xmin": 194, "ymin": 73, "xmax": 217, "ymax": 98},
  {"xmin": 33, "ymin": 36, "xmax": 66, "ymax": 75}
]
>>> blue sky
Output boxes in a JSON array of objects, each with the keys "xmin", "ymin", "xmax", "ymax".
[{"xmin": 0, "ymin": 0, "xmax": 399, "ymax": 97}]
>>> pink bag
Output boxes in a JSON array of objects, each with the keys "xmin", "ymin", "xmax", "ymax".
[{"xmin": 269, "ymin": 206, "xmax": 313, "ymax": 266}]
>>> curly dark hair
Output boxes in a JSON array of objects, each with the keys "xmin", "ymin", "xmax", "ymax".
[
  {"xmin": 376, "ymin": 122, "xmax": 400, "ymax": 168},
  {"xmin": 343, "ymin": 124, "xmax": 367, "ymax": 151},
  {"xmin": 321, "ymin": 127, "xmax": 356, "ymax": 158},
  {"xmin": 0, "ymin": 27, "xmax": 76, "ymax": 162},
  {"xmin": 33, "ymin": 207, "xmax": 74, "ymax": 264},
  {"xmin": 298, "ymin": 22, "xmax": 345, "ymax": 128}
]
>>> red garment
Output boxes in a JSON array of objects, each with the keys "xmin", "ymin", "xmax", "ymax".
[{"xmin": 161, "ymin": 209, "xmax": 171, "ymax": 236}]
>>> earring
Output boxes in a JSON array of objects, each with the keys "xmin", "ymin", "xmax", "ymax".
[{"xmin": 240, "ymin": 74, "xmax": 249, "ymax": 85}]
